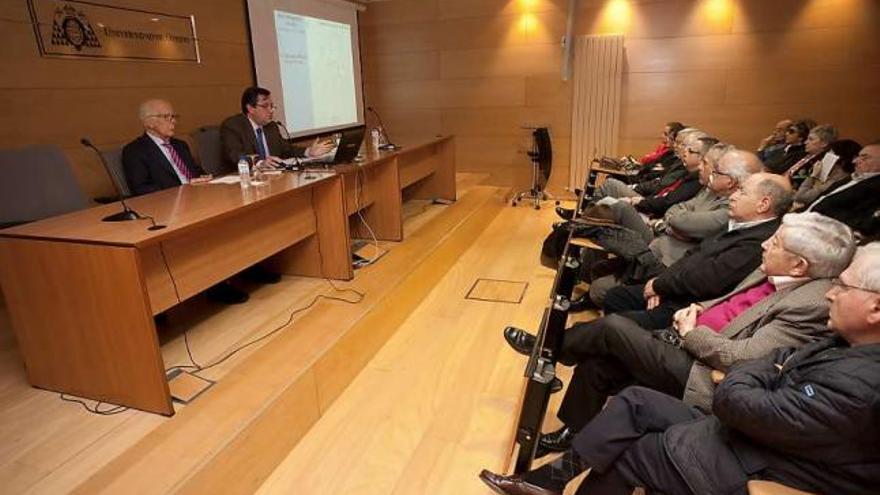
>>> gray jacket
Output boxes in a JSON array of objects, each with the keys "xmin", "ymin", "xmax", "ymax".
[
  {"xmin": 681, "ymin": 271, "xmax": 833, "ymax": 411},
  {"xmin": 650, "ymin": 188, "xmax": 729, "ymax": 266}
]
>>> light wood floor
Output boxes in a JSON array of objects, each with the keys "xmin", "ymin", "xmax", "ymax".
[{"xmin": 0, "ymin": 175, "xmax": 590, "ymax": 494}]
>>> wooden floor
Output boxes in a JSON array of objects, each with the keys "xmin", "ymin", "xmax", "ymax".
[{"xmin": 0, "ymin": 174, "xmax": 589, "ymax": 494}]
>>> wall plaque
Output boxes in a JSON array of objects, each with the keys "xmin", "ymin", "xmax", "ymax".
[{"xmin": 27, "ymin": 0, "xmax": 200, "ymax": 62}]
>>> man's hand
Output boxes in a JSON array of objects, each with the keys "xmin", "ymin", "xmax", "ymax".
[
  {"xmin": 672, "ymin": 303, "xmax": 701, "ymax": 336},
  {"xmin": 646, "ymin": 295, "xmax": 662, "ymax": 309},
  {"xmin": 257, "ymin": 156, "xmax": 283, "ymax": 169},
  {"xmin": 190, "ymin": 174, "xmax": 213, "ymax": 185},
  {"xmin": 643, "ymin": 278, "xmax": 657, "ymax": 300},
  {"xmin": 306, "ymin": 138, "xmax": 334, "ymax": 158}
]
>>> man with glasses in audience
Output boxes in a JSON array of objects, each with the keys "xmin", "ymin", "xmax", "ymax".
[
  {"xmin": 220, "ymin": 86, "xmax": 332, "ymax": 172},
  {"xmin": 123, "ymin": 98, "xmax": 209, "ymax": 196},
  {"xmin": 806, "ymin": 141, "xmax": 880, "ymax": 238},
  {"xmin": 481, "ymin": 242, "xmax": 880, "ymax": 495}
]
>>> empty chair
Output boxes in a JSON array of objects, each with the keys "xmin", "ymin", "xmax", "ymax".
[
  {"xmin": 98, "ymin": 146, "xmax": 132, "ymax": 198},
  {"xmin": 192, "ymin": 126, "xmax": 227, "ymax": 176},
  {"xmin": 0, "ymin": 144, "xmax": 89, "ymax": 228}
]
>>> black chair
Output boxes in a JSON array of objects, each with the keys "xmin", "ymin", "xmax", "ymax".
[
  {"xmin": 193, "ymin": 126, "xmax": 227, "ymax": 176},
  {"xmin": 99, "ymin": 146, "xmax": 132, "ymax": 199},
  {"xmin": 0, "ymin": 145, "xmax": 89, "ymax": 228},
  {"xmin": 512, "ymin": 127, "xmax": 553, "ymax": 209}
]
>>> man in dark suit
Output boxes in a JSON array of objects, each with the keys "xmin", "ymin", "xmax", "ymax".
[
  {"xmin": 806, "ymin": 142, "xmax": 880, "ymax": 238},
  {"xmin": 123, "ymin": 99, "xmax": 208, "ymax": 196},
  {"xmin": 219, "ymin": 87, "xmax": 332, "ymax": 172},
  {"xmin": 480, "ymin": 243, "xmax": 880, "ymax": 495},
  {"xmin": 601, "ymin": 171, "xmax": 793, "ymax": 329}
]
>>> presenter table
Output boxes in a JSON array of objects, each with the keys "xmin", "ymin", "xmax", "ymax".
[
  {"xmin": 0, "ymin": 171, "xmax": 351, "ymax": 415},
  {"xmin": 333, "ymin": 135, "xmax": 456, "ymax": 241}
]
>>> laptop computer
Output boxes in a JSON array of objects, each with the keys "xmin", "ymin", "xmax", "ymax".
[{"xmin": 302, "ymin": 125, "xmax": 366, "ymax": 166}]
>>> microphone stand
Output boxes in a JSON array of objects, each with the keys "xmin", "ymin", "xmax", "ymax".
[
  {"xmin": 366, "ymin": 106, "xmax": 400, "ymax": 151},
  {"xmin": 80, "ymin": 138, "xmax": 142, "ymax": 222}
]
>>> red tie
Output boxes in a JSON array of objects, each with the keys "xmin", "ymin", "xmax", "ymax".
[{"xmin": 162, "ymin": 142, "xmax": 194, "ymax": 181}]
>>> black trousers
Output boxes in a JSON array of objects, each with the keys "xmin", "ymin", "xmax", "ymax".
[
  {"xmin": 571, "ymin": 386, "xmax": 705, "ymax": 495},
  {"xmin": 602, "ymin": 282, "xmax": 684, "ymax": 329},
  {"xmin": 556, "ymin": 314, "xmax": 694, "ymax": 431}
]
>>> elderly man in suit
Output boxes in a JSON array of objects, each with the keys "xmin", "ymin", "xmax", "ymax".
[
  {"xmin": 805, "ymin": 141, "xmax": 880, "ymax": 238},
  {"xmin": 481, "ymin": 241, "xmax": 879, "ymax": 495},
  {"xmin": 219, "ymin": 86, "xmax": 332, "ymax": 172},
  {"xmin": 510, "ymin": 212, "xmax": 856, "ymax": 455},
  {"xmin": 122, "ymin": 99, "xmax": 210, "ymax": 196}
]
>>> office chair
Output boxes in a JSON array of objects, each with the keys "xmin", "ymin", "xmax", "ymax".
[
  {"xmin": 98, "ymin": 146, "xmax": 132, "ymax": 199},
  {"xmin": 0, "ymin": 144, "xmax": 89, "ymax": 228},
  {"xmin": 512, "ymin": 127, "xmax": 553, "ymax": 209},
  {"xmin": 193, "ymin": 126, "xmax": 226, "ymax": 176}
]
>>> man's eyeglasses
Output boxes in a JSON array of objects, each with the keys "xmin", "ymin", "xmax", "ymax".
[
  {"xmin": 685, "ymin": 147, "xmax": 702, "ymax": 156},
  {"xmin": 830, "ymin": 278, "xmax": 877, "ymax": 293},
  {"xmin": 785, "ymin": 128, "xmax": 798, "ymax": 134},
  {"xmin": 255, "ymin": 102, "xmax": 277, "ymax": 110},
  {"xmin": 710, "ymin": 168, "xmax": 733, "ymax": 179},
  {"xmin": 148, "ymin": 113, "xmax": 179, "ymax": 121}
]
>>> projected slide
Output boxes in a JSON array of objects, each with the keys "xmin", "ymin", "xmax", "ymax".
[{"xmin": 274, "ymin": 11, "xmax": 358, "ymax": 134}]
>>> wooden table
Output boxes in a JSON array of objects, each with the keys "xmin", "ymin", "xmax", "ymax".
[
  {"xmin": 0, "ymin": 171, "xmax": 351, "ymax": 415},
  {"xmin": 332, "ymin": 135, "xmax": 456, "ymax": 241}
]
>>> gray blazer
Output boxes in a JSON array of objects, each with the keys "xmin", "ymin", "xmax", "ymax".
[
  {"xmin": 681, "ymin": 272, "xmax": 833, "ymax": 411},
  {"xmin": 649, "ymin": 188, "xmax": 730, "ymax": 266}
]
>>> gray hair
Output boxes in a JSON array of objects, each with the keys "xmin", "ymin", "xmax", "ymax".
[
  {"xmin": 755, "ymin": 176, "xmax": 794, "ymax": 217},
  {"xmin": 705, "ymin": 142, "xmax": 734, "ymax": 168},
  {"xmin": 809, "ymin": 124, "xmax": 838, "ymax": 144},
  {"xmin": 719, "ymin": 148, "xmax": 762, "ymax": 183},
  {"xmin": 683, "ymin": 130, "xmax": 709, "ymax": 146},
  {"xmin": 137, "ymin": 99, "xmax": 166, "ymax": 123},
  {"xmin": 779, "ymin": 213, "xmax": 855, "ymax": 278},
  {"xmin": 849, "ymin": 242, "xmax": 880, "ymax": 292}
]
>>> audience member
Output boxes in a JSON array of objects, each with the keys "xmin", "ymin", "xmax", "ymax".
[
  {"xmin": 481, "ymin": 243, "xmax": 880, "ymax": 495},
  {"xmin": 603, "ymin": 169, "xmax": 791, "ymax": 329},
  {"xmin": 784, "ymin": 124, "xmax": 837, "ymax": 188},
  {"xmin": 122, "ymin": 99, "xmax": 208, "ymax": 196},
  {"xmin": 805, "ymin": 141, "xmax": 880, "ymax": 238},
  {"xmin": 756, "ymin": 118, "xmax": 792, "ymax": 163},
  {"xmin": 514, "ymin": 213, "xmax": 854, "ymax": 457},
  {"xmin": 764, "ymin": 119, "xmax": 812, "ymax": 173},
  {"xmin": 793, "ymin": 138, "xmax": 861, "ymax": 208}
]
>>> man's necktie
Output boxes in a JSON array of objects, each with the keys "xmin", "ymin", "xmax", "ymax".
[
  {"xmin": 255, "ymin": 127, "xmax": 268, "ymax": 159},
  {"xmin": 162, "ymin": 142, "xmax": 195, "ymax": 182}
]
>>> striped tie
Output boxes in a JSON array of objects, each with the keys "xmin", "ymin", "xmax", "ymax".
[
  {"xmin": 255, "ymin": 127, "xmax": 268, "ymax": 159},
  {"xmin": 162, "ymin": 142, "xmax": 195, "ymax": 182}
]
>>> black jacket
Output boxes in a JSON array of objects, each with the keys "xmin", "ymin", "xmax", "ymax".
[
  {"xmin": 808, "ymin": 174, "xmax": 880, "ymax": 238},
  {"xmin": 704, "ymin": 338, "xmax": 880, "ymax": 495},
  {"xmin": 635, "ymin": 158, "xmax": 686, "ymax": 196},
  {"xmin": 122, "ymin": 134, "xmax": 204, "ymax": 196},
  {"xmin": 764, "ymin": 143, "xmax": 806, "ymax": 174},
  {"xmin": 219, "ymin": 113, "xmax": 306, "ymax": 173},
  {"xmin": 652, "ymin": 219, "xmax": 779, "ymax": 303},
  {"xmin": 635, "ymin": 170, "xmax": 702, "ymax": 217}
]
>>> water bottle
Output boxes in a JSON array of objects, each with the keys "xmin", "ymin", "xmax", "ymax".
[
  {"xmin": 238, "ymin": 155, "xmax": 251, "ymax": 188},
  {"xmin": 371, "ymin": 128, "xmax": 381, "ymax": 151}
]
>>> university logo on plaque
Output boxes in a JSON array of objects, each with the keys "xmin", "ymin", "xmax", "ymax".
[{"xmin": 27, "ymin": 0, "xmax": 200, "ymax": 62}]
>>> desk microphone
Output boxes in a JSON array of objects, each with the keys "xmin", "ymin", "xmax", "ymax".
[
  {"xmin": 366, "ymin": 106, "xmax": 399, "ymax": 151},
  {"xmin": 81, "ymin": 138, "xmax": 143, "ymax": 223}
]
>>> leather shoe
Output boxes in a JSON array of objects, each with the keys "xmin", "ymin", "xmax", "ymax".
[
  {"xmin": 503, "ymin": 326, "xmax": 536, "ymax": 356},
  {"xmin": 549, "ymin": 376, "xmax": 563, "ymax": 394},
  {"xmin": 206, "ymin": 282, "xmax": 249, "ymax": 305},
  {"xmin": 555, "ymin": 206, "xmax": 575, "ymax": 220},
  {"xmin": 538, "ymin": 426, "xmax": 574, "ymax": 454},
  {"xmin": 478, "ymin": 470, "xmax": 560, "ymax": 495},
  {"xmin": 242, "ymin": 265, "xmax": 282, "ymax": 284},
  {"xmin": 567, "ymin": 294, "xmax": 598, "ymax": 313}
]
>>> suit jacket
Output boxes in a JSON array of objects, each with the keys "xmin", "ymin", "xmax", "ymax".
[
  {"xmin": 122, "ymin": 134, "xmax": 204, "ymax": 197},
  {"xmin": 681, "ymin": 272, "xmax": 833, "ymax": 411},
  {"xmin": 652, "ymin": 218, "xmax": 780, "ymax": 303},
  {"xmin": 635, "ymin": 171, "xmax": 702, "ymax": 217},
  {"xmin": 219, "ymin": 113, "xmax": 306, "ymax": 172},
  {"xmin": 649, "ymin": 188, "xmax": 730, "ymax": 266},
  {"xmin": 807, "ymin": 174, "xmax": 880, "ymax": 237},
  {"xmin": 764, "ymin": 143, "xmax": 805, "ymax": 174}
]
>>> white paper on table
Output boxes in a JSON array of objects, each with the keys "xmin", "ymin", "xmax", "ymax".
[
  {"xmin": 209, "ymin": 176, "xmax": 241, "ymax": 184},
  {"xmin": 817, "ymin": 151, "xmax": 839, "ymax": 182}
]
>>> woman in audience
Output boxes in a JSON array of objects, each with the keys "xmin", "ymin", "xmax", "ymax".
[
  {"xmin": 764, "ymin": 119, "xmax": 812, "ymax": 174},
  {"xmin": 785, "ymin": 124, "xmax": 838, "ymax": 189},
  {"xmin": 793, "ymin": 138, "xmax": 861, "ymax": 209},
  {"xmin": 638, "ymin": 121, "xmax": 684, "ymax": 168}
]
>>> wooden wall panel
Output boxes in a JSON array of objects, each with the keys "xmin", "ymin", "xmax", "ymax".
[{"xmin": 362, "ymin": 0, "xmax": 880, "ymax": 192}]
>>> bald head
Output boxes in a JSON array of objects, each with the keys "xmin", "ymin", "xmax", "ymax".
[
  {"xmin": 729, "ymin": 172, "xmax": 793, "ymax": 222},
  {"xmin": 137, "ymin": 99, "xmax": 177, "ymax": 140}
]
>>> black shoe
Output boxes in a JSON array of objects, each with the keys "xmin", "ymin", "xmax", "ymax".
[
  {"xmin": 568, "ymin": 294, "xmax": 598, "ymax": 313},
  {"xmin": 242, "ymin": 265, "xmax": 281, "ymax": 284},
  {"xmin": 555, "ymin": 206, "xmax": 575, "ymax": 220},
  {"xmin": 550, "ymin": 377, "xmax": 563, "ymax": 394},
  {"xmin": 538, "ymin": 426, "xmax": 574, "ymax": 456},
  {"xmin": 478, "ymin": 470, "xmax": 561, "ymax": 495},
  {"xmin": 206, "ymin": 282, "xmax": 249, "ymax": 305},
  {"xmin": 504, "ymin": 326, "xmax": 536, "ymax": 356}
]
